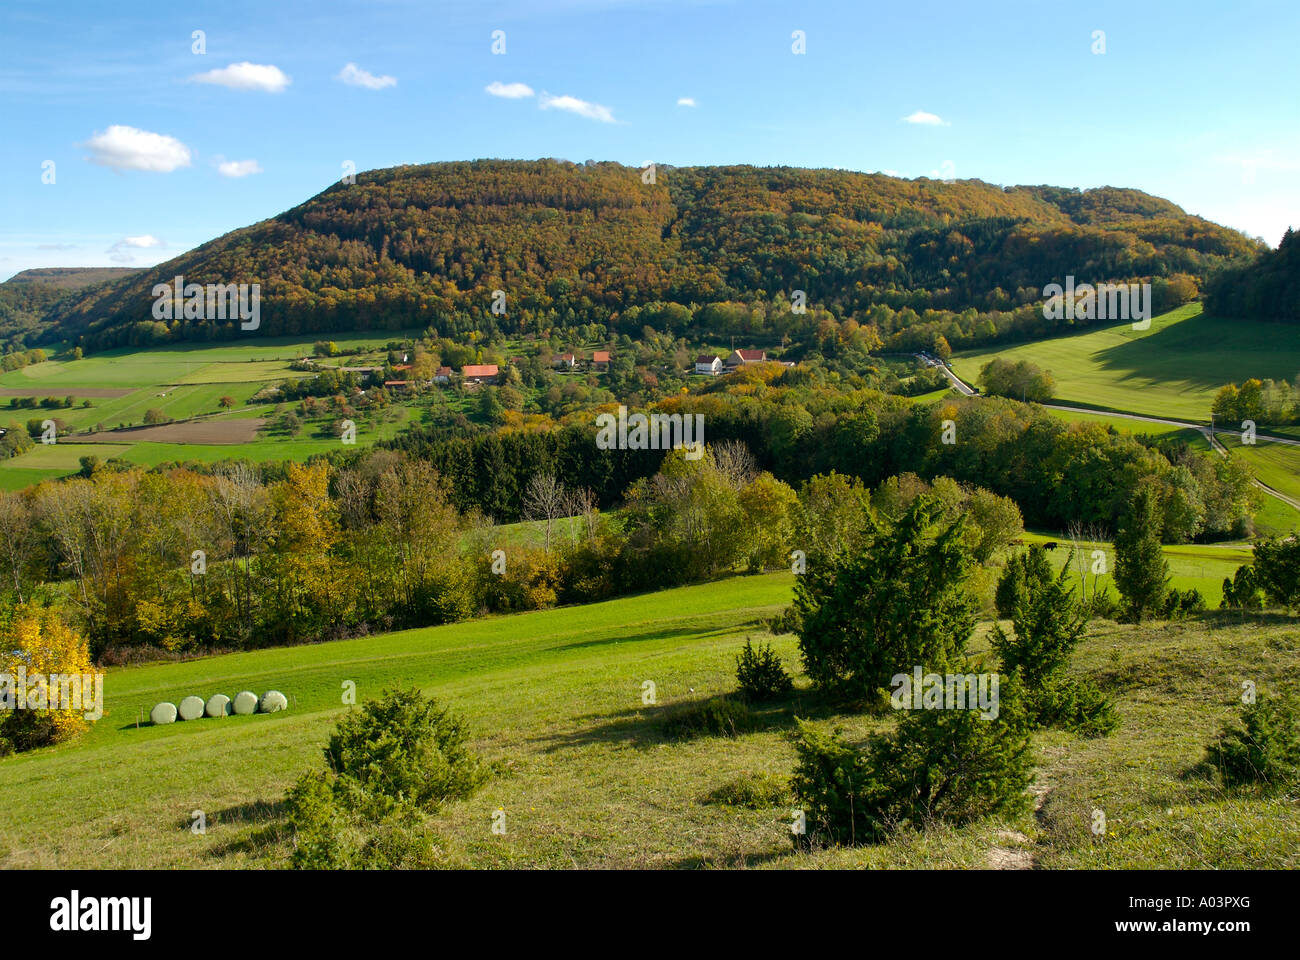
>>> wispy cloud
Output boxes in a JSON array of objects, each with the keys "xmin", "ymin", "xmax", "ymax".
[
  {"xmin": 539, "ymin": 93, "xmax": 615, "ymax": 123},
  {"xmin": 216, "ymin": 159, "xmax": 263, "ymax": 178},
  {"xmin": 677, "ymin": 96, "xmax": 696, "ymax": 107},
  {"xmin": 338, "ymin": 63, "xmax": 396, "ymax": 90},
  {"xmin": 191, "ymin": 62, "xmax": 291, "ymax": 93},
  {"xmin": 486, "ymin": 81, "xmax": 535, "ymax": 99},
  {"xmin": 903, "ymin": 110, "xmax": 948, "ymax": 126},
  {"xmin": 84, "ymin": 125, "xmax": 191, "ymax": 172}
]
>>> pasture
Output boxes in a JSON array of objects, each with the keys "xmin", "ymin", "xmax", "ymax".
[
  {"xmin": 952, "ymin": 304, "xmax": 1300, "ymax": 421},
  {"xmin": 1, "ymin": 568, "xmax": 1295, "ymax": 870}
]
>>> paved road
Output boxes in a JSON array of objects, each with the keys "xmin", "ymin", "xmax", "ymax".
[{"xmin": 919, "ymin": 356, "xmax": 1300, "ymax": 511}]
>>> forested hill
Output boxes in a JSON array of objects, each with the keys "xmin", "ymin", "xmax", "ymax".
[
  {"xmin": 45, "ymin": 159, "xmax": 1262, "ymax": 352},
  {"xmin": 0, "ymin": 267, "xmax": 140, "ymax": 349}
]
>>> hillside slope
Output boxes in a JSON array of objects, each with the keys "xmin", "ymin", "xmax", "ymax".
[{"xmin": 46, "ymin": 160, "xmax": 1261, "ymax": 350}]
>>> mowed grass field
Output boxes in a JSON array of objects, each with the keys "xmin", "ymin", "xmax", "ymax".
[
  {"xmin": 1217, "ymin": 433, "xmax": 1300, "ymax": 505},
  {"xmin": 952, "ymin": 304, "xmax": 1300, "ymax": 422},
  {"xmin": 2, "ymin": 567, "xmax": 1296, "ymax": 870}
]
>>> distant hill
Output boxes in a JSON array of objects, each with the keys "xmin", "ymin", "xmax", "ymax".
[
  {"xmin": 5, "ymin": 267, "xmax": 142, "ymax": 290},
  {"xmin": 0, "ymin": 267, "xmax": 142, "ymax": 349},
  {"xmin": 33, "ymin": 159, "xmax": 1263, "ymax": 351}
]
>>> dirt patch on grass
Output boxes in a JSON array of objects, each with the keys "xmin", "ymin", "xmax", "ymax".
[
  {"xmin": 77, "ymin": 418, "xmax": 265, "ymax": 444},
  {"xmin": 0, "ymin": 387, "xmax": 133, "ymax": 398}
]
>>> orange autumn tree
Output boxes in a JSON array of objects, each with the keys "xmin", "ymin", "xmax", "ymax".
[{"xmin": 0, "ymin": 604, "xmax": 96, "ymax": 754}]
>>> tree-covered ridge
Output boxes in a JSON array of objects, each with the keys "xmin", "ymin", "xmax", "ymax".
[
  {"xmin": 49, "ymin": 159, "xmax": 1263, "ymax": 351},
  {"xmin": 1205, "ymin": 227, "xmax": 1300, "ymax": 322}
]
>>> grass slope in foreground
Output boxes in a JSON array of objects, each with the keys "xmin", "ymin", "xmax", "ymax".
[
  {"xmin": 951, "ymin": 304, "xmax": 1300, "ymax": 422},
  {"xmin": 1, "ymin": 571, "xmax": 1296, "ymax": 870}
]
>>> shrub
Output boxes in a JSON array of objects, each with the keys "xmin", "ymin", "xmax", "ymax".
[
  {"xmin": 1113, "ymin": 486, "xmax": 1169, "ymax": 622},
  {"xmin": 795, "ymin": 495, "xmax": 977, "ymax": 698},
  {"xmin": 1033, "ymin": 673, "xmax": 1120, "ymax": 738},
  {"xmin": 1205, "ymin": 693, "xmax": 1300, "ymax": 792},
  {"xmin": 1221, "ymin": 564, "xmax": 1263, "ymax": 611},
  {"xmin": 702, "ymin": 772, "xmax": 790, "ymax": 808},
  {"xmin": 994, "ymin": 545, "xmax": 1055, "ymax": 620},
  {"xmin": 991, "ymin": 559, "xmax": 1119, "ymax": 736},
  {"xmin": 1161, "ymin": 587, "xmax": 1206, "ymax": 620},
  {"xmin": 325, "ymin": 687, "xmax": 487, "ymax": 818},
  {"xmin": 735, "ymin": 637, "xmax": 793, "ymax": 702},
  {"xmin": 661, "ymin": 696, "xmax": 754, "ymax": 739},
  {"xmin": 1253, "ymin": 537, "xmax": 1300, "ymax": 611},
  {"xmin": 282, "ymin": 688, "xmax": 484, "ymax": 869},
  {"xmin": 791, "ymin": 674, "xmax": 1034, "ymax": 846},
  {"xmin": 282, "ymin": 771, "xmax": 459, "ymax": 870}
]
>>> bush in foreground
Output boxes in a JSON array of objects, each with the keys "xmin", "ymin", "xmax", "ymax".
[
  {"xmin": 283, "ymin": 687, "xmax": 486, "ymax": 868},
  {"xmin": 791, "ymin": 674, "xmax": 1034, "ymax": 846},
  {"xmin": 735, "ymin": 637, "xmax": 794, "ymax": 702},
  {"xmin": 1204, "ymin": 693, "xmax": 1300, "ymax": 793}
]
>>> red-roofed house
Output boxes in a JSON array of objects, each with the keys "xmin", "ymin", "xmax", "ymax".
[
  {"xmin": 461, "ymin": 364, "xmax": 500, "ymax": 384},
  {"xmin": 726, "ymin": 349, "xmax": 767, "ymax": 367},
  {"xmin": 434, "ymin": 366, "xmax": 452, "ymax": 383},
  {"xmin": 553, "ymin": 353, "xmax": 577, "ymax": 369},
  {"xmin": 591, "ymin": 350, "xmax": 612, "ymax": 371}
]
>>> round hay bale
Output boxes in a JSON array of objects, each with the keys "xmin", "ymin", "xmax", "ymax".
[
  {"xmin": 177, "ymin": 696, "xmax": 205, "ymax": 721},
  {"xmin": 259, "ymin": 690, "xmax": 288, "ymax": 714},
  {"xmin": 205, "ymin": 693, "xmax": 232, "ymax": 718},
  {"xmin": 150, "ymin": 702, "xmax": 177, "ymax": 725},
  {"xmin": 232, "ymin": 690, "xmax": 259, "ymax": 715}
]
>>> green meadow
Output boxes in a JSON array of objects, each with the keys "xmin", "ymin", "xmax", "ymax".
[
  {"xmin": 952, "ymin": 304, "xmax": 1300, "ymax": 422},
  {"xmin": 2, "ymin": 568, "xmax": 1295, "ymax": 870}
]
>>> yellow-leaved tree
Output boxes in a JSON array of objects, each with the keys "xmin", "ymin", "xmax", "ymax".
[{"xmin": 0, "ymin": 604, "xmax": 96, "ymax": 754}]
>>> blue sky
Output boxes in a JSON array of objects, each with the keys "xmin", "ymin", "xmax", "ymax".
[{"xmin": 2, "ymin": 0, "xmax": 1297, "ymax": 281}]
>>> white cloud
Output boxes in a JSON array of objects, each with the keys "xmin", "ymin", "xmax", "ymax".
[
  {"xmin": 191, "ymin": 62, "xmax": 291, "ymax": 93},
  {"xmin": 217, "ymin": 158, "xmax": 263, "ymax": 178},
  {"xmin": 903, "ymin": 111, "xmax": 948, "ymax": 126},
  {"xmin": 539, "ymin": 93, "xmax": 615, "ymax": 123},
  {"xmin": 338, "ymin": 63, "xmax": 396, "ymax": 90},
  {"xmin": 486, "ymin": 81, "xmax": 535, "ymax": 99},
  {"xmin": 84, "ymin": 125, "xmax": 192, "ymax": 172},
  {"xmin": 106, "ymin": 234, "xmax": 163, "ymax": 263},
  {"xmin": 676, "ymin": 97, "xmax": 696, "ymax": 107}
]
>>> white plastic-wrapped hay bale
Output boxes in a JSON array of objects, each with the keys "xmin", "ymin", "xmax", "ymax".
[
  {"xmin": 177, "ymin": 695, "xmax": 205, "ymax": 721},
  {"xmin": 150, "ymin": 702, "xmax": 178, "ymax": 725},
  {"xmin": 232, "ymin": 690, "xmax": 259, "ymax": 715},
  {"xmin": 259, "ymin": 690, "xmax": 288, "ymax": 714},
  {"xmin": 205, "ymin": 693, "xmax": 231, "ymax": 718}
]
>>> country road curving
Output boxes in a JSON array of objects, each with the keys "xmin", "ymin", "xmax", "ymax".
[{"xmin": 920, "ymin": 355, "xmax": 1300, "ymax": 513}]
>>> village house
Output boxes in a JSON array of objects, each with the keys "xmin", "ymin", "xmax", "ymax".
[
  {"xmin": 591, "ymin": 350, "xmax": 611, "ymax": 371},
  {"xmin": 433, "ymin": 366, "xmax": 452, "ymax": 383},
  {"xmin": 725, "ymin": 348, "xmax": 767, "ymax": 368},
  {"xmin": 552, "ymin": 353, "xmax": 577, "ymax": 369},
  {"xmin": 461, "ymin": 363, "xmax": 500, "ymax": 385},
  {"xmin": 694, "ymin": 355, "xmax": 723, "ymax": 375}
]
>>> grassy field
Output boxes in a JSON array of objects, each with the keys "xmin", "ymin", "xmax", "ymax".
[
  {"xmin": 952, "ymin": 304, "xmax": 1300, "ymax": 421},
  {"xmin": 2, "ymin": 565, "xmax": 1295, "ymax": 870},
  {"xmin": 1217, "ymin": 433, "xmax": 1300, "ymax": 504},
  {"xmin": 0, "ymin": 333, "xmax": 424, "ymax": 487},
  {"xmin": 1020, "ymin": 531, "xmax": 1251, "ymax": 608}
]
